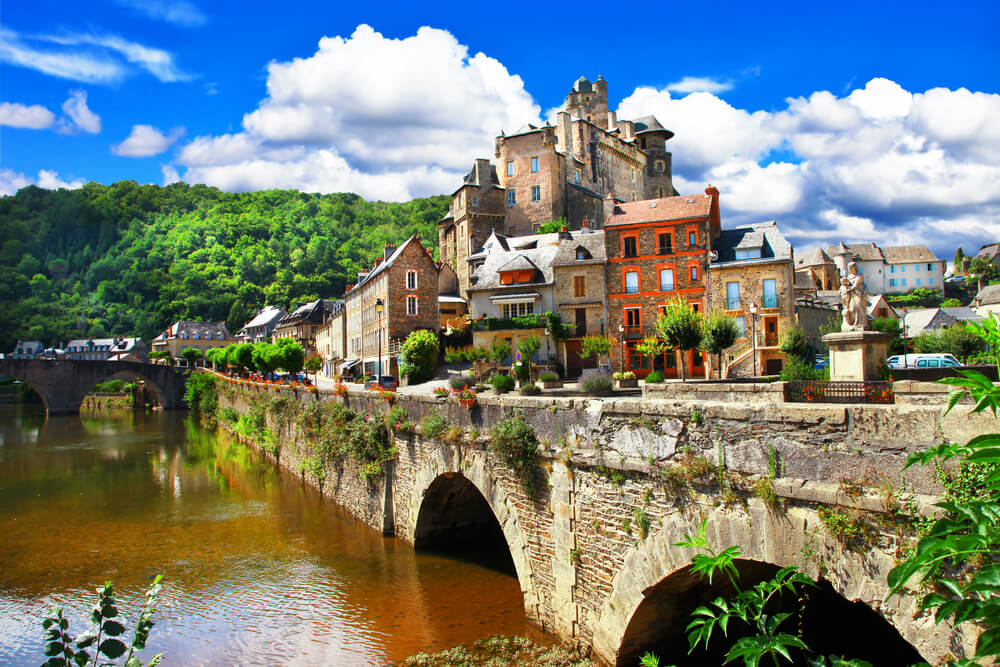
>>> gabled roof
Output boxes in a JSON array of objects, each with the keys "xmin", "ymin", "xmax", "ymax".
[
  {"xmin": 795, "ymin": 247, "xmax": 834, "ymax": 267},
  {"xmin": 241, "ymin": 305, "xmax": 286, "ymax": 331},
  {"xmin": 882, "ymin": 245, "xmax": 939, "ymax": 263},
  {"xmin": 551, "ymin": 230, "xmax": 607, "ymax": 267},
  {"xmin": 975, "ymin": 284, "xmax": 1000, "ymax": 306},
  {"xmin": 903, "ymin": 308, "xmax": 956, "ymax": 336},
  {"xmin": 498, "ymin": 254, "xmax": 540, "ymax": 273},
  {"xmin": 353, "ymin": 235, "xmax": 424, "ymax": 290},
  {"xmin": 605, "ymin": 193, "xmax": 712, "ymax": 226},
  {"xmin": 712, "ymin": 221, "xmax": 792, "ymax": 264},
  {"xmin": 942, "ymin": 306, "xmax": 984, "ymax": 323},
  {"xmin": 468, "ymin": 232, "xmax": 562, "ymax": 292},
  {"xmin": 276, "ymin": 300, "xmax": 335, "ymax": 327},
  {"xmin": 826, "ymin": 242, "xmax": 885, "ymax": 262},
  {"xmin": 154, "ymin": 322, "xmax": 231, "ymax": 341},
  {"xmin": 976, "ymin": 243, "xmax": 1000, "ymax": 260}
]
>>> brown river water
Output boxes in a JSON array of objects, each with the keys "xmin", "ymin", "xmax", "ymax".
[{"xmin": 0, "ymin": 405, "xmax": 543, "ymax": 666}]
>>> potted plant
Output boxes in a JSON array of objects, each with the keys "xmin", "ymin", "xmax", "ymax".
[
  {"xmin": 614, "ymin": 371, "xmax": 638, "ymax": 388},
  {"xmin": 432, "ymin": 386, "xmax": 450, "ymax": 399},
  {"xmin": 490, "ymin": 374, "xmax": 515, "ymax": 395},
  {"xmin": 332, "ymin": 383, "xmax": 348, "ymax": 397},
  {"xmin": 452, "ymin": 385, "xmax": 478, "ymax": 408},
  {"xmin": 380, "ymin": 390, "xmax": 395, "ymax": 403},
  {"xmin": 539, "ymin": 371, "xmax": 562, "ymax": 389}
]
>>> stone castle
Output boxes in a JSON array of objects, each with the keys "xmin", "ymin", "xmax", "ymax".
[{"xmin": 439, "ymin": 76, "xmax": 677, "ymax": 291}]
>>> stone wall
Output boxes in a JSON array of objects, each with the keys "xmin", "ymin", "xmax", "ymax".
[{"xmin": 217, "ymin": 378, "xmax": 988, "ymax": 665}]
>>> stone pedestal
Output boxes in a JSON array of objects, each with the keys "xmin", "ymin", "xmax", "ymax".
[{"xmin": 823, "ymin": 331, "xmax": 893, "ymax": 381}]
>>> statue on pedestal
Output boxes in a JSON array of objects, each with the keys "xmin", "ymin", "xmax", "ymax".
[{"xmin": 839, "ymin": 261, "xmax": 869, "ymax": 332}]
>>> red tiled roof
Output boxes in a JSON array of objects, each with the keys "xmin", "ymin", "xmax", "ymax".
[{"xmin": 605, "ymin": 194, "xmax": 712, "ymax": 226}]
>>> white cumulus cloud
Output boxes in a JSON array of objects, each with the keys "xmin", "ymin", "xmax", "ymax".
[
  {"xmin": 0, "ymin": 168, "xmax": 86, "ymax": 195},
  {"xmin": 176, "ymin": 24, "xmax": 540, "ymax": 200},
  {"xmin": 58, "ymin": 90, "xmax": 101, "ymax": 134},
  {"xmin": 112, "ymin": 124, "xmax": 185, "ymax": 157},
  {"xmin": 664, "ymin": 76, "xmax": 734, "ymax": 94},
  {"xmin": 0, "ymin": 102, "xmax": 55, "ymax": 129}
]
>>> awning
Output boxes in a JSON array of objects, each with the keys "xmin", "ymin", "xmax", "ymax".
[
  {"xmin": 338, "ymin": 358, "xmax": 361, "ymax": 371},
  {"xmin": 489, "ymin": 291, "xmax": 541, "ymax": 304}
]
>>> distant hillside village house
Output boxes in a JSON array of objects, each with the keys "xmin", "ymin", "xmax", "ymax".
[
  {"xmin": 343, "ymin": 235, "xmax": 441, "ymax": 378},
  {"xmin": 236, "ymin": 305, "xmax": 286, "ymax": 343},
  {"xmin": 152, "ymin": 321, "xmax": 232, "ymax": 366},
  {"xmin": 273, "ymin": 299, "xmax": 337, "ymax": 359},
  {"xmin": 9, "ymin": 340, "xmax": 45, "ymax": 359},
  {"xmin": 314, "ymin": 300, "xmax": 346, "ymax": 378},
  {"xmin": 65, "ymin": 337, "xmax": 148, "ymax": 362},
  {"xmin": 794, "ymin": 242, "xmax": 944, "ymax": 295}
]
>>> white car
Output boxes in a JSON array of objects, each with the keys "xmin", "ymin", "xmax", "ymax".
[{"xmin": 886, "ymin": 353, "xmax": 961, "ymax": 369}]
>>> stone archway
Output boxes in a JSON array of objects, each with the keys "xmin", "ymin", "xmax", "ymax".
[
  {"xmin": 404, "ymin": 444, "xmax": 539, "ymax": 617},
  {"xmin": 101, "ymin": 369, "xmax": 169, "ymax": 409},
  {"xmin": 591, "ymin": 500, "xmax": 973, "ymax": 666}
]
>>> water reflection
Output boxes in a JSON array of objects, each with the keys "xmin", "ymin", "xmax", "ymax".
[{"xmin": 0, "ymin": 405, "xmax": 540, "ymax": 665}]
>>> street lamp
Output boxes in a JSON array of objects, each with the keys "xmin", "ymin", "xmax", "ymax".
[
  {"xmin": 375, "ymin": 298, "xmax": 384, "ymax": 377},
  {"xmin": 748, "ymin": 301, "xmax": 759, "ymax": 377},
  {"xmin": 618, "ymin": 323, "xmax": 625, "ymax": 375},
  {"xmin": 544, "ymin": 327, "xmax": 551, "ymax": 367}
]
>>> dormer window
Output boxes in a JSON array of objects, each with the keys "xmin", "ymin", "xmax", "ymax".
[
  {"xmin": 735, "ymin": 247, "xmax": 762, "ymax": 260},
  {"xmin": 500, "ymin": 270, "xmax": 534, "ymax": 285},
  {"xmin": 575, "ymin": 246, "xmax": 592, "ymax": 260}
]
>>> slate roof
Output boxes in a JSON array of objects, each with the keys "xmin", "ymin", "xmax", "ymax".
[
  {"xmin": 904, "ymin": 308, "xmax": 957, "ymax": 336},
  {"xmin": 498, "ymin": 254, "xmax": 541, "ymax": 273},
  {"xmin": 241, "ymin": 305, "xmax": 286, "ymax": 331},
  {"xmin": 351, "ymin": 235, "xmax": 425, "ymax": 291},
  {"xmin": 795, "ymin": 247, "xmax": 834, "ymax": 267},
  {"xmin": 976, "ymin": 243, "xmax": 1000, "ymax": 260},
  {"xmin": 468, "ymin": 231, "xmax": 562, "ymax": 291},
  {"xmin": 154, "ymin": 322, "xmax": 231, "ymax": 341},
  {"xmin": 826, "ymin": 242, "xmax": 885, "ymax": 262},
  {"xmin": 975, "ymin": 284, "xmax": 1000, "ymax": 306},
  {"xmin": 551, "ymin": 230, "xmax": 607, "ymax": 267},
  {"xmin": 632, "ymin": 115, "xmax": 675, "ymax": 140},
  {"xmin": 942, "ymin": 306, "xmax": 985, "ymax": 323},
  {"xmin": 882, "ymin": 245, "xmax": 939, "ymax": 263},
  {"xmin": 712, "ymin": 221, "xmax": 792, "ymax": 264},
  {"xmin": 605, "ymin": 194, "xmax": 712, "ymax": 226},
  {"xmin": 66, "ymin": 337, "xmax": 143, "ymax": 350}
]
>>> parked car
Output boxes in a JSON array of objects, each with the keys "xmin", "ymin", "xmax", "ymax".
[
  {"xmin": 886, "ymin": 353, "xmax": 961, "ymax": 369},
  {"xmin": 813, "ymin": 355, "xmax": 829, "ymax": 370},
  {"xmin": 365, "ymin": 375, "xmax": 399, "ymax": 391}
]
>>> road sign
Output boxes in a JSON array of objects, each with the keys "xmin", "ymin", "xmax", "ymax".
[{"xmin": 515, "ymin": 351, "xmax": 522, "ymax": 362}]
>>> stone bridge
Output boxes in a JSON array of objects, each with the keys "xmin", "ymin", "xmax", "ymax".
[
  {"xmin": 0, "ymin": 358, "xmax": 188, "ymax": 415},
  {"xmin": 218, "ymin": 379, "xmax": 991, "ymax": 665}
]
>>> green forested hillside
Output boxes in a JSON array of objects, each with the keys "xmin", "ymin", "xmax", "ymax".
[{"xmin": 0, "ymin": 181, "xmax": 449, "ymax": 351}]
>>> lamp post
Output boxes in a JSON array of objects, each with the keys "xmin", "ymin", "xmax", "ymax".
[
  {"xmin": 375, "ymin": 298, "xmax": 384, "ymax": 377},
  {"xmin": 902, "ymin": 316, "xmax": 908, "ymax": 368},
  {"xmin": 618, "ymin": 323, "xmax": 625, "ymax": 375},
  {"xmin": 748, "ymin": 301, "xmax": 759, "ymax": 377},
  {"xmin": 544, "ymin": 327, "xmax": 551, "ymax": 368}
]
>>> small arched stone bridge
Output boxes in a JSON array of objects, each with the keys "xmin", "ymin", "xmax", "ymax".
[
  {"xmin": 220, "ymin": 381, "xmax": 990, "ymax": 665},
  {"xmin": 0, "ymin": 358, "xmax": 188, "ymax": 415}
]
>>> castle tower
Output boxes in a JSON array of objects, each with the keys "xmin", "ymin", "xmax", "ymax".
[{"xmin": 564, "ymin": 75, "xmax": 610, "ymax": 129}]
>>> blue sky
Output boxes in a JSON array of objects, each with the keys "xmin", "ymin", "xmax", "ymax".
[{"xmin": 2, "ymin": 0, "xmax": 999, "ymax": 260}]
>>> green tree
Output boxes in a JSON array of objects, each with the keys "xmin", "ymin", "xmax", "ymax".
[
  {"xmin": 489, "ymin": 339, "xmax": 512, "ymax": 374},
  {"xmin": 871, "ymin": 316, "xmax": 904, "ymax": 355},
  {"xmin": 942, "ymin": 297, "xmax": 963, "ymax": 307},
  {"xmin": 181, "ymin": 347, "xmax": 202, "ymax": 366},
  {"xmin": 534, "ymin": 218, "xmax": 567, "ymax": 234},
  {"xmin": 398, "ymin": 329, "xmax": 439, "ymax": 384},
  {"xmin": 701, "ymin": 313, "xmax": 740, "ymax": 378},
  {"xmin": 252, "ymin": 342, "xmax": 278, "ymax": 378},
  {"xmin": 655, "ymin": 300, "xmax": 703, "ymax": 381},
  {"xmin": 516, "ymin": 335, "xmax": 541, "ymax": 382},
  {"xmin": 304, "ymin": 354, "xmax": 323, "ymax": 383},
  {"xmin": 636, "ymin": 336, "xmax": 668, "ymax": 371},
  {"xmin": 778, "ymin": 324, "xmax": 810, "ymax": 361},
  {"xmin": 274, "ymin": 339, "xmax": 305, "ymax": 375}
]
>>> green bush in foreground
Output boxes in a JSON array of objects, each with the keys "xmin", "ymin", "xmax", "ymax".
[
  {"xmin": 490, "ymin": 412, "xmax": 540, "ymax": 493},
  {"xmin": 582, "ymin": 374, "xmax": 613, "ymax": 396}
]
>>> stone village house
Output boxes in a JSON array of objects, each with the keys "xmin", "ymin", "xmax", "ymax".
[
  {"xmin": 236, "ymin": 305, "xmax": 287, "ymax": 344},
  {"xmin": 272, "ymin": 299, "xmax": 338, "ymax": 360},
  {"xmin": 343, "ymin": 236, "xmax": 440, "ymax": 378},
  {"xmin": 151, "ymin": 321, "xmax": 232, "ymax": 366}
]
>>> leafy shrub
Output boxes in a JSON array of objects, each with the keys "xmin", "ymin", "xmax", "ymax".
[
  {"xmin": 645, "ymin": 370, "xmax": 665, "ymax": 383},
  {"xmin": 449, "ymin": 374, "xmax": 474, "ymax": 390},
  {"xmin": 583, "ymin": 374, "xmax": 613, "ymax": 396},
  {"xmin": 399, "ymin": 329, "xmax": 439, "ymax": 383},
  {"xmin": 420, "ymin": 410, "xmax": 448, "ymax": 440},
  {"xmin": 490, "ymin": 374, "xmax": 515, "ymax": 391},
  {"xmin": 519, "ymin": 383, "xmax": 541, "ymax": 395},
  {"xmin": 779, "ymin": 356, "xmax": 822, "ymax": 382},
  {"xmin": 539, "ymin": 371, "xmax": 559, "ymax": 382},
  {"xmin": 490, "ymin": 412, "xmax": 540, "ymax": 493},
  {"xmin": 183, "ymin": 373, "xmax": 217, "ymax": 414}
]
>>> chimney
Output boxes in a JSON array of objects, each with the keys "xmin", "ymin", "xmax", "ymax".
[
  {"xmin": 607, "ymin": 110, "xmax": 617, "ymax": 131},
  {"xmin": 556, "ymin": 111, "xmax": 572, "ymax": 155},
  {"xmin": 705, "ymin": 184, "xmax": 721, "ymax": 240},
  {"xmin": 384, "ymin": 242, "xmax": 396, "ymax": 261},
  {"xmin": 618, "ymin": 119, "xmax": 635, "ymax": 140},
  {"xmin": 558, "ymin": 224, "xmax": 571, "ymax": 241},
  {"xmin": 474, "ymin": 158, "xmax": 491, "ymax": 186}
]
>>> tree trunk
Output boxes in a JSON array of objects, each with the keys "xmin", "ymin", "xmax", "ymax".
[{"xmin": 679, "ymin": 349, "xmax": 687, "ymax": 382}]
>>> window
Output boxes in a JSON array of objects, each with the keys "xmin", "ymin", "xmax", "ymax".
[
  {"xmin": 658, "ymin": 187, "xmax": 664, "ymax": 197},
  {"xmin": 688, "ymin": 230, "xmax": 697, "ymax": 246},
  {"xmin": 735, "ymin": 247, "xmax": 761, "ymax": 260},
  {"xmin": 472, "ymin": 196, "xmax": 478, "ymax": 206},
  {"xmin": 889, "ymin": 278, "xmax": 897, "ymax": 287},
  {"xmin": 928, "ymin": 277, "xmax": 934, "ymax": 285},
  {"xmin": 506, "ymin": 161, "xmax": 514, "ymax": 177},
  {"xmin": 915, "ymin": 264, "xmax": 922, "ymax": 272},
  {"xmin": 625, "ymin": 308, "xmax": 641, "ymax": 327},
  {"xmin": 901, "ymin": 278, "xmax": 907, "ymax": 287},
  {"xmin": 900, "ymin": 265, "xmax": 906, "ymax": 272},
  {"xmin": 690, "ymin": 264, "xmax": 698, "ymax": 281},
  {"xmin": 575, "ymin": 169, "xmax": 581, "ymax": 184},
  {"xmin": 531, "ymin": 185, "xmax": 541, "ymax": 201},
  {"xmin": 406, "ymin": 296, "xmax": 418, "ymax": 315},
  {"xmin": 623, "ymin": 236, "xmax": 638, "ymax": 257},
  {"xmin": 660, "ymin": 268, "xmax": 674, "ymax": 291},
  {"xmin": 502, "ymin": 302, "xmax": 534, "ymax": 318},
  {"xmin": 406, "ymin": 270, "xmax": 417, "ymax": 290},
  {"xmin": 531, "ymin": 156, "xmax": 539, "ymax": 172},
  {"xmin": 726, "ymin": 282, "xmax": 740, "ymax": 310},
  {"xmin": 625, "ymin": 271, "xmax": 640, "ymax": 294},
  {"xmin": 574, "ymin": 275, "xmax": 586, "ymax": 297},
  {"xmin": 735, "ymin": 316, "xmax": 747, "ymax": 338},
  {"xmin": 657, "ymin": 233, "xmax": 672, "ymax": 254},
  {"xmin": 655, "ymin": 160, "xmax": 664, "ymax": 173},
  {"xmin": 916, "ymin": 278, "xmax": 922, "ymax": 286},
  {"xmin": 890, "ymin": 265, "xmax": 896, "ymax": 273},
  {"xmin": 506, "ymin": 190, "xmax": 516, "ymax": 206},
  {"xmin": 927, "ymin": 263, "xmax": 934, "ymax": 271},
  {"xmin": 575, "ymin": 246, "xmax": 592, "ymax": 260},
  {"xmin": 762, "ymin": 279, "xmax": 777, "ymax": 309},
  {"xmin": 691, "ymin": 302, "xmax": 700, "ymax": 313}
]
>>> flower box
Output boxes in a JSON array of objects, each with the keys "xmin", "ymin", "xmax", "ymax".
[
  {"xmin": 458, "ymin": 398, "xmax": 477, "ymax": 408},
  {"xmin": 541, "ymin": 380, "xmax": 563, "ymax": 389},
  {"xmin": 616, "ymin": 379, "xmax": 638, "ymax": 388}
]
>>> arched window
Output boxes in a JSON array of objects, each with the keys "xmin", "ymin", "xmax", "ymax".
[{"xmin": 576, "ymin": 246, "xmax": 592, "ymax": 260}]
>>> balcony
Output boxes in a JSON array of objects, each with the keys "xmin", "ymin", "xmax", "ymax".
[
  {"xmin": 623, "ymin": 326, "xmax": 643, "ymax": 340},
  {"xmin": 763, "ymin": 295, "xmax": 778, "ymax": 309},
  {"xmin": 726, "ymin": 298, "xmax": 741, "ymax": 311}
]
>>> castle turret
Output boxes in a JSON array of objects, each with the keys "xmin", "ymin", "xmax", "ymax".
[{"xmin": 565, "ymin": 75, "xmax": 610, "ymax": 129}]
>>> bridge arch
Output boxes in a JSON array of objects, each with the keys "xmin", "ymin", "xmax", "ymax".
[
  {"xmin": 406, "ymin": 445, "xmax": 539, "ymax": 615},
  {"xmin": 591, "ymin": 500, "xmax": 968, "ymax": 666}
]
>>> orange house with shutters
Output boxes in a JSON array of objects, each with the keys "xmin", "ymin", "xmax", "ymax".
[{"xmin": 602, "ymin": 187, "xmax": 721, "ymax": 378}]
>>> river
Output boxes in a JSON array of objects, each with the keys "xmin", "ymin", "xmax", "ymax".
[{"xmin": 0, "ymin": 406, "xmax": 542, "ymax": 666}]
